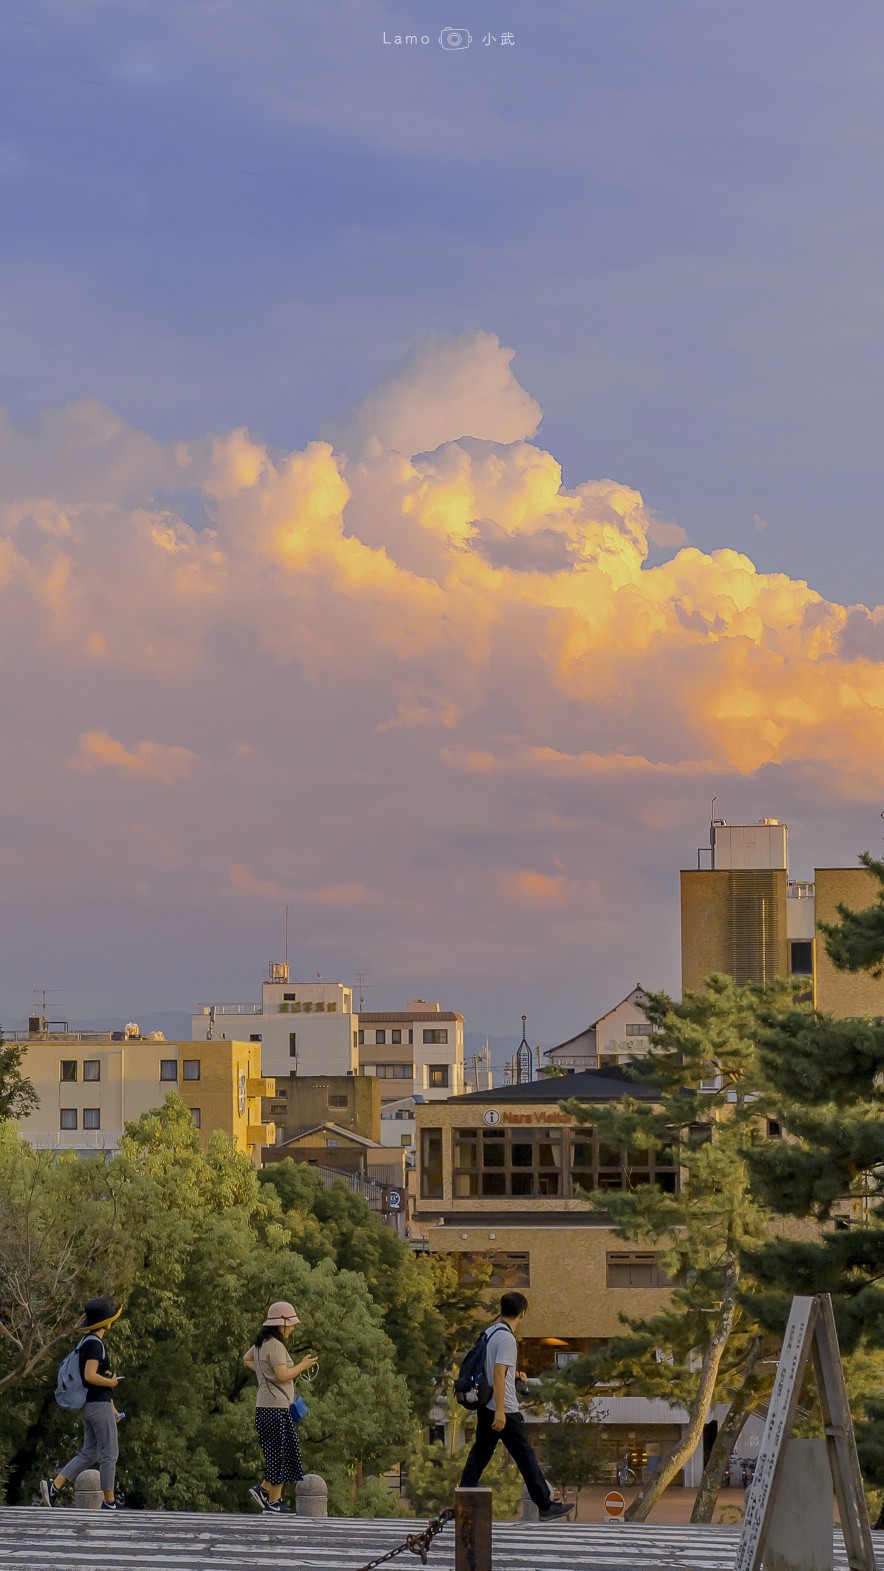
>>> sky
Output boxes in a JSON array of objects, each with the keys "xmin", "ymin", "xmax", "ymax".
[{"xmin": 1, "ymin": 1, "xmax": 884, "ymax": 1049}]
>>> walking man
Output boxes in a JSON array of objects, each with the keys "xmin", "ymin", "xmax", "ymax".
[
  {"xmin": 41, "ymin": 1296, "xmax": 124, "ymax": 1510},
  {"xmin": 459, "ymin": 1291, "xmax": 574, "ymax": 1520}
]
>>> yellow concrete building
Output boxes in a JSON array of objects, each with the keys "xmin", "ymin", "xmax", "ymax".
[
  {"xmin": 414, "ymin": 1072, "xmax": 674, "ymax": 1360},
  {"xmin": 681, "ymin": 818, "xmax": 884, "ymax": 1017},
  {"xmin": 15, "ymin": 1031, "xmax": 275, "ymax": 1164},
  {"xmin": 814, "ymin": 866, "xmax": 884, "ymax": 1016}
]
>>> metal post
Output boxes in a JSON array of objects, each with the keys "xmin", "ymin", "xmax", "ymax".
[{"xmin": 455, "ymin": 1486, "xmax": 493, "ymax": 1571}]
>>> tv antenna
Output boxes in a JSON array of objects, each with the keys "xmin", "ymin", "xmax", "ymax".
[
  {"xmin": 33, "ymin": 987, "xmax": 60, "ymax": 1017},
  {"xmin": 355, "ymin": 972, "xmax": 370, "ymax": 1011}
]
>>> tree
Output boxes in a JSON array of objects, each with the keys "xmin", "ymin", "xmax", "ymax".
[
  {"xmin": 536, "ymin": 1412, "xmax": 608, "ymax": 1502},
  {"xmin": 1, "ymin": 1099, "xmax": 414, "ymax": 1512},
  {"xmin": 553, "ymin": 977, "xmax": 790, "ymax": 1521},
  {"xmin": 744, "ymin": 857, "xmax": 884, "ymax": 1511},
  {"xmin": 0, "ymin": 1125, "xmax": 123, "ymax": 1398},
  {"xmin": 259, "ymin": 1162, "xmax": 447, "ymax": 1419},
  {"xmin": 0, "ymin": 1035, "xmax": 38, "ymax": 1123}
]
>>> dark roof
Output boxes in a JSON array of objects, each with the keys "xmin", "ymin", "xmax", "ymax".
[
  {"xmin": 360, "ymin": 1011, "xmax": 463, "ymax": 1023},
  {"xmin": 446, "ymin": 1066, "xmax": 658, "ymax": 1104}
]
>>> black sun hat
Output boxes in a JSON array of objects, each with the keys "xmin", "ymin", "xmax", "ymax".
[{"xmin": 81, "ymin": 1296, "xmax": 122, "ymax": 1331}]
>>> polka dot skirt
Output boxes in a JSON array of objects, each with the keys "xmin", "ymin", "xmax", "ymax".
[{"xmin": 255, "ymin": 1406, "xmax": 304, "ymax": 1486}]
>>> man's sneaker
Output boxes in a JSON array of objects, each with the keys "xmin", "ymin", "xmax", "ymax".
[
  {"xmin": 263, "ymin": 1499, "xmax": 283, "ymax": 1514},
  {"xmin": 248, "ymin": 1484, "xmax": 269, "ymax": 1511},
  {"xmin": 39, "ymin": 1479, "xmax": 59, "ymax": 1508},
  {"xmin": 100, "ymin": 1500, "xmax": 118, "ymax": 1511},
  {"xmin": 539, "ymin": 1500, "xmax": 575, "ymax": 1521}
]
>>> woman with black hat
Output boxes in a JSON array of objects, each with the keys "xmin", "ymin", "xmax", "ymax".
[
  {"xmin": 243, "ymin": 1300, "xmax": 317, "ymax": 1513},
  {"xmin": 41, "ymin": 1296, "xmax": 124, "ymax": 1510}
]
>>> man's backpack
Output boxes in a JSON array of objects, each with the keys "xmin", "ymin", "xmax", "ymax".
[
  {"xmin": 55, "ymin": 1339, "xmax": 90, "ymax": 1411},
  {"xmin": 453, "ymin": 1323, "xmax": 506, "ymax": 1410}
]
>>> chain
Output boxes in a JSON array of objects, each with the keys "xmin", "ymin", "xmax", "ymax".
[{"xmin": 352, "ymin": 1506, "xmax": 454, "ymax": 1570}]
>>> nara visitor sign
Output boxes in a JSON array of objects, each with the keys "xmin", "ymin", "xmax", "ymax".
[{"xmin": 734, "ymin": 1294, "xmax": 874, "ymax": 1571}]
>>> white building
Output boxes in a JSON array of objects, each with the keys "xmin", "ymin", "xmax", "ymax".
[
  {"xmin": 192, "ymin": 963, "xmax": 358, "ymax": 1080},
  {"xmin": 545, "ymin": 985, "xmax": 651, "ymax": 1071}
]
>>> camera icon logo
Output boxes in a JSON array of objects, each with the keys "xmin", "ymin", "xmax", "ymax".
[{"xmin": 439, "ymin": 27, "xmax": 472, "ymax": 49}]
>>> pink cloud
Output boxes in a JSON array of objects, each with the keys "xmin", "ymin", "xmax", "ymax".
[{"xmin": 73, "ymin": 730, "xmax": 199, "ymax": 784}]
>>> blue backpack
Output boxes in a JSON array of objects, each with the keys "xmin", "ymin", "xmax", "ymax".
[
  {"xmin": 55, "ymin": 1339, "xmax": 89, "ymax": 1411},
  {"xmin": 454, "ymin": 1324, "xmax": 506, "ymax": 1410}
]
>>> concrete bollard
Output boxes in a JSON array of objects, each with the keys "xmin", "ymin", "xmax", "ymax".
[
  {"xmin": 295, "ymin": 1473, "xmax": 328, "ymax": 1517},
  {"xmin": 521, "ymin": 1482, "xmax": 539, "ymax": 1522},
  {"xmin": 74, "ymin": 1469, "xmax": 103, "ymax": 1509}
]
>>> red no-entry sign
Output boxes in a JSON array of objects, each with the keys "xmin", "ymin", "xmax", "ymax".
[{"xmin": 604, "ymin": 1490, "xmax": 626, "ymax": 1518}]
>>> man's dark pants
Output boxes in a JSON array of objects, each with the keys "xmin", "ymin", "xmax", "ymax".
[{"xmin": 459, "ymin": 1407, "xmax": 551, "ymax": 1510}]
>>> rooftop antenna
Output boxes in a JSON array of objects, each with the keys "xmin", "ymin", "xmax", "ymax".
[
  {"xmin": 515, "ymin": 1014, "xmax": 533, "ymax": 1085},
  {"xmin": 284, "ymin": 905, "xmax": 288, "ymax": 976},
  {"xmin": 710, "ymin": 796, "xmax": 717, "ymax": 871},
  {"xmin": 355, "ymin": 972, "xmax": 369, "ymax": 1011},
  {"xmin": 33, "ymin": 987, "xmax": 59, "ymax": 1018}
]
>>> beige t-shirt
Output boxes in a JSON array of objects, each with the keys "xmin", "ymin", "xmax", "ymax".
[{"xmin": 253, "ymin": 1336, "xmax": 294, "ymax": 1409}]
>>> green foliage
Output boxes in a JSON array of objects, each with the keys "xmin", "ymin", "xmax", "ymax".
[
  {"xmin": 819, "ymin": 853, "xmax": 884, "ymax": 975},
  {"xmin": 536, "ymin": 1417, "xmax": 608, "ymax": 1494},
  {"xmin": 351, "ymin": 1476, "xmax": 409, "ymax": 1518},
  {"xmin": 0, "ymin": 1035, "xmax": 38, "ymax": 1123},
  {"xmin": 404, "ymin": 1428, "xmax": 522, "ymax": 1519},
  {"xmin": 259, "ymin": 1162, "xmax": 447, "ymax": 1419},
  {"xmin": 550, "ymin": 977, "xmax": 789, "ymax": 1418},
  {"xmin": 1, "ymin": 1098, "xmax": 415, "ymax": 1511}
]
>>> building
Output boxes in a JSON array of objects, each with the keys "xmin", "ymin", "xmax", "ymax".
[
  {"xmin": 681, "ymin": 816, "xmax": 884, "ymax": 1016},
  {"xmin": 358, "ymin": 1000, "xmax": 467, "ymax": 1104},
  {"xmin": 192, "ymin": 963, "xmax": 358, "ymax": 1080},
  {"xmin": 545, "ymin": 986, "xmax": 651, "ymax": 1071},
  {"xmin": 412, "ymin": 1069, "xmax": 706, "ymax": 1480},
  {"xmin": 13, "ymin": 1027, "xmax": 275, "ymax": 1164},
  {"xmin": 268, "ymin": 1071, "xmax": 380, "ymax": 1146},
  {"xmin": 379, "ymin": 1093, "xmax": 421, "ymax": 1150}
]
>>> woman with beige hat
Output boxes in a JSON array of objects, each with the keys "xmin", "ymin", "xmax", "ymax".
[{"xmin": 243, "ymin": 1300, "xmax": 317, "ymax": 1513}]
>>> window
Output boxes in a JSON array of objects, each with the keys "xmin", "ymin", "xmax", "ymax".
[
  {"xmin": 283, "ymin": 992, "xmax": 297, "ymax": 1001},
  {"xmin": 358, "ymin": 1029, "xmax": 365, "ymax": 1045},
  {"xmin": 183, "ymin": 1060, "xmax": 200, "ymax": 1081},
  {"xmin": 767, "ymin": 1119, "xmax": 782, "ymax": 1139},
  {"xmin": 190, "ymin": 1107, "xmax": 202, "ymax": 1128},
  {"xmin": 606, "ymin": 1251, "xmax": 671, "ymax": 1288},
  {"xmin": 375, "ymin": 1063, "xmax": 414, "ymax": 1079},
  {"xmin": 329, "ymin": 1094, "xmax": 348, "ymax": 1109},
  {"xmin": 83, "ymin": 1108, "xmax": 101, "ymax": 1131},
  {"xmin": 375, "ymin": 1030, "xmax": 386, "ymax": 1045},
  {"xmin": 449, "ymin": 1128, "xmax": 678, "ymax": 1199},
  {"xmin": 60, "ymin": 1108, "xmax": 78, "ymax": 1130},
  {"xmin": 289, "ymin": 1032, "xmax": 297, "ymax": 1057},
  {"xmin": 790, "ymin": 941, "xmax": 814, "ymax": 977},
  {"xmin": 428, "ymin": 1065, "xmax": 449, "ymax": 1089},
  {"xmin": 408, "ymin": 1029, "xmax": 413, "ymax": 1045},
  {"xmin": 423, "ymin": 1028, "xmax": 448, "ymax": 1045},
  {"xmin": 83, "ymin": 1060, "xmax": 101, "ymax": 1082},
  {"xmin": 326, "ymin": 1138, "xmax": 338, "ymax": 1148},
  {"xmin": 160, "ymin": 1060, "xmax": 178, "ymax": 1081},
  {"xmin": 392, "ymin": 1029, "xmax": 402, "ymax": 1045},
  {"xmin": 420, "ymin": 1127, "xmax": 444, "ymax": 1198},
  {"xmin": 401, "ymin": 1133, "xmax": 412, "ymax": 1147},
  {"xmin": 625, "ymin": 1023, "xmax": 649, "ymax": 1036},
  {"xmin": 249, "ymin": 1033, "xmax": 262, "ymax": 1043},
  {"xmin": 60, "ymin": 1061, "xmax": 77, "ymax": 1082},
  {"xmin": 458, "ymin": 1251, "xmax": 531, "ymax": 1288},
  {"xmin": 453, "ymin": 1127, "xmax": 564, "ymax": 1198}
]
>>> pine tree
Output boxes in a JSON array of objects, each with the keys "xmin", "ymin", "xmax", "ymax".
[
  {"xmin": 553, "ymin": 976, "xmax": 791, "ymax": 1522},
  {"xmin": 744, "ymin": 855, "xmax": 884, "ymax": 1509}
]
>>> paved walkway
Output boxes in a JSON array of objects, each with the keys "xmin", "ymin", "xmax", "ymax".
[{"xmin": 0, "ymin": 1509, "xmax": 881, "ymax": 1571}]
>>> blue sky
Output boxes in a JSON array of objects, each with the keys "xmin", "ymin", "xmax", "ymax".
[{"xmin": 1, "ymin": 1, "xmax": 883, "ymax": 1040}]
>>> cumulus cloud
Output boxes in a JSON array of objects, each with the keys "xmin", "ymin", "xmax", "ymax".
[
  {"xmin": 3, "ymin": 330, "xmax": 883, "ymax": 1028},
  {"xmin": 73, "ymin": 731, "xmax": 200, "ymax": 783}
]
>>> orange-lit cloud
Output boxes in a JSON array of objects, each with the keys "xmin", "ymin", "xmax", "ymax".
[
  {"xmin": 74, "ymin": 731, "xmax": 199, "ymax": 783},
  {"xmin": 3, "ymin": 332, "xmax": 884, "ymax": 1025}
]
